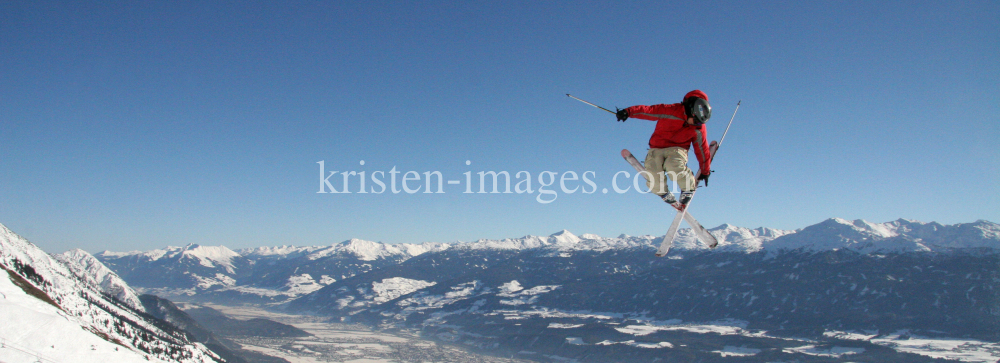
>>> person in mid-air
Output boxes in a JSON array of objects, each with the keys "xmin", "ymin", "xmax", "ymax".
[{"xmin": 615, "ymin": 90, "xmax": 712, "ymax": 205}]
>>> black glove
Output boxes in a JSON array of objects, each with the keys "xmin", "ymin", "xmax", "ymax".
[
  {"xmin": 616, "ymin": 108, "xmax": 629, "ymax": 122},
  {"xmin": 697, "ymin": 172, "xmax": 711, "ymax": 187}
]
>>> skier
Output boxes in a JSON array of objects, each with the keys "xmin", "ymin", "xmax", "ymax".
[{"xmin": 615, "ymin": 90, "xmax": 712, "ymax": 205}]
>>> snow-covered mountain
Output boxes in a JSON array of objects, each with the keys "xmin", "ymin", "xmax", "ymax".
[
  {"xmin": 54, "ymin": 248, "xmax": 145, "ymax": 311},
  {"xmin": 94, "ymin": 218, "xmax": 1000, "ymax": 307},
  {"xmin": 0, "ymin": 223, "xmax": 221, "ymax": 363},
  {"xmin": 96, "ymin": 238, "xmax": 448, "ymax": 304},
  {"xmin": 88, "ymin": 218, "xmax": 1000, "ymax": 362},
  {"xmin": 275, "ymin": 219, "xmax": 1000, "ymax": 362},
  {"xmin": 764, "ymin": 218, "xmax": 1000, "ymax": 253},
  {"xmin": 96, "ymin": 244, "xmax": 249, "ymax": 290}
]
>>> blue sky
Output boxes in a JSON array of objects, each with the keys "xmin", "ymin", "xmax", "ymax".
[{"xmin": 2, "ymin": 1, "xmax": 998, "ymax": 253}]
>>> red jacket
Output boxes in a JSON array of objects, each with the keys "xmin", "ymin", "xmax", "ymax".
[{"xmin": 625, "ymin": 102, "xmax": 711, "ymax": 176}]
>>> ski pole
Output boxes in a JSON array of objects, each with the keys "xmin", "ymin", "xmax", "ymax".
[
  {"xmin": 717, "ymin": 100, "xmax": 740, "ymax": 148},
  {"xmin": 701, "ymin": 100, "xmax": 740, "ymax": 186},
  {"xmin": 566, "ymin": 94, "xmax": 616, "ymax": 115}
]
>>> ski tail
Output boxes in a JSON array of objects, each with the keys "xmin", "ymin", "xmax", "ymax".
[{"xmin": 657, "ymin": 209, "xmax": 686, "ymax": 257}]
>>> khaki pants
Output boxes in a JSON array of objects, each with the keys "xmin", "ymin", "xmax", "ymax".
[{"xmin": 644, "ymin": 147, "xmax": 696, "ymax": 195}]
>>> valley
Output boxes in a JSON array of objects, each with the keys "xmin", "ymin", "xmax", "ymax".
[{"xmin": 181, "ymin": 303, "xmax": 530, "ymax": 363}]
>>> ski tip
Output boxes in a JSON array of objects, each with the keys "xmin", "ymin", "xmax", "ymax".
[{"xmin": 620, "ymin": 149, "xmax": 631, "ymax": 158}]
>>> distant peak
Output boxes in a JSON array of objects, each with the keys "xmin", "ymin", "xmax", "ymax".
[
  {"xmin": 338, "ymin": 238, "xmax": 380, "ymax": 247},
  {"xmin": 828, "ymin": 217, "xmax": 853, "ymax": 224},
  {"xmin": 550, "ymin": 230, "xmax": 580, "ymax": 244}
]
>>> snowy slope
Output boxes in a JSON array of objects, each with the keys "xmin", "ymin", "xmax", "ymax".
[
  {"xmin": 55, "ymin": 248, "xmax": 144, "ymax": 311},
  {"xmin": 305, "ymin": 238, "xmax": 420, "ymax": 261},
  {"xmin": 0, "ymin": 223, "xmax": 221, "ymax": 363},
  {"xmin": 706, "ymin": 224, "xmax": 797, "ymax": 253},
  {"xmin": 764, "ymin": 218, "xmax": 1000, "ymax": 253},
  {"xmin": 0, "ymin": 267, "xmax": 174, "ymax": 363}
]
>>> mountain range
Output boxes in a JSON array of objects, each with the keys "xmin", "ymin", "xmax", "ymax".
[
  {"xmin": 3, "ymin": 218, "xmax": 998, "ymax": 362},
  {"xmin": 95, "ymin": 218, "xmax": 999, "ymax": 305},
  {"xmin": 92, "ymin": 217, "xmax": 1000, "ymax": 362}
]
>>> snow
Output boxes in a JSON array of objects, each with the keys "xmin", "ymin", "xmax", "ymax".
[
  {"xmin": 238, "ymin": 241, "xmax": 448, "ymax": 262},
  {"xmin": 97, "ymin": 220, "xmax": 1000, "ymax": 282},
  {"xmin": 763, "ymin": 218, "xmax": 1000, "ymax": 254},
  {"xmin": 713, "ymin": 346, "xmax": 762, "ymax": 357},
  {"xmin": 498, "ymin": 280, "xmax": 524, "ymax": 295},
  {"xmin": 97, "ymin": 248, "xmax": 172, "ymax": 261},
  {"xmin": 594, "ymin": 340, "xmax": 673, "ymax": 349},
  {"xmin": 615, "ymin": 319, "xmax": 749, "ymax": 337},
  {"xmin": 465, "ymin": 235, "xmax": 552, "ymax": 250},
  {"xmin": 444, "ymin": 218, "xmax": 1000, "ymax": 255},
  {"xmin": 0, "ymin": 270, "xmax": 173, "ymax": 363},
  {"xmin": 491, "ymin": 308, "xmax": 624, "ymax": 321},
  {"xmin": 197, "ymin": 304, "xmax": 498, "ymax": 363},
  {"xmin": 0, "ymin": 223, "xmax": 219, "ymax": 363},
  {"xmin": 872, "ymin": 334, "xmax": 1000, "ymax": 363},
  {"xmin": 370, "ymin": 277, "xmax": 436, "ymax": 303},
  {"xmin": 335, "ymin": 239, "xmax": 401, "ymax": 261},
  {"xmin": 302, "ymin": 239, "xmax": 431, "ymax": 261},
  {"xmin": 394, "ymin": 241, "xmax": 449, "ymax": 256},
  {"xmin": 54, "ymin": 248, "xmax": 144, "ymax": 311},
  {"xmin": 550, "ymin": 230, "xmax": 581, "ymax": 245},
  {"xmin": 97, "ymin": 244, "xmax": 242, "ymax": 273},
  {"xmin": 828, "ymin": 330, "xmax": 1000, "ymax": 363},
  {"xmin": 188, "ymin": 272, "xmax": 236, "ymax": 289},
  {"xmin": 283, "ymin": 273, "xmax": 325, "ymax": 295},
  {"xmin": 180, "ymin": 244, "xmax": 241, "ymax": 272},
  {"xmin": 548, "ymin": 323, "xmax": 585, "ymax": 329},
  {"xmin": 708, "ymin": 224, "xmax": 796, "ymax": 253},
  {"xmin": 395, "ymin": 281, "xmax": 488, "ymax": 315},
  {"xmin": 239, "ymin": 245, "xmax": 321, "ymax": 259},
  {"xmin": 823, "ymin": 330, "xmax": 878, "ymax": 340},
  {"xmin": 496, "ymin": 282, "xmax": 560, "ymax": 306},
  {"xmin": 11, "ymin": 217, "xmax": 1000, "ymax": 362},
  {"xmin": 565, "ymin": 337, "xmax": 585, "ymax": 345},
  {"xmin": 783, "ymin": 345, "xmax": 865, "ymax": 357}
]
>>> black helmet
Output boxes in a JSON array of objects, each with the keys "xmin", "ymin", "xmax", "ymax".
[{"xmin": 685, "ymin": 97, "xmax": 711, "ymax": 126}]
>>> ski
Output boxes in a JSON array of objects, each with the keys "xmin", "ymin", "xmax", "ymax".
[
  {"xmin": 660, "ymin": 195, "xmax": 689, "ymax": 256},
  {"xmin": 621, "ymin": 149, "xmax": 718, "ymax": 254}
]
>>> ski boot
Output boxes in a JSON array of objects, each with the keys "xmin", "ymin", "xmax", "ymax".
[
  {"xmin": 679, "ymin": 191, "xmax": 694, "ymax": 205},
  {"xmin": 660, "ymin": 193, "xmax": 677, "ymax": 204}
]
